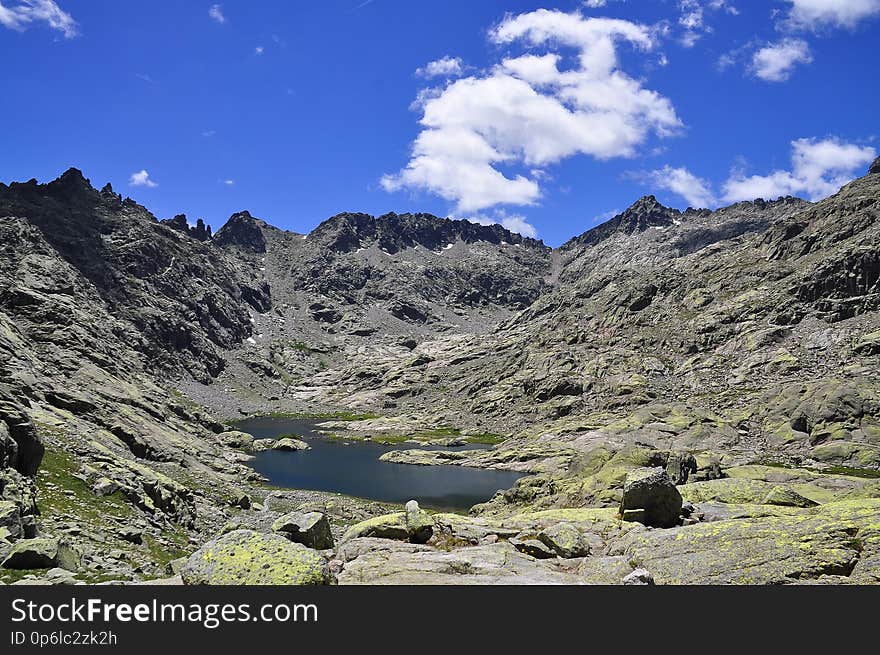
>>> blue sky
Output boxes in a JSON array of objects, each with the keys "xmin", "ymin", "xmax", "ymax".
[{"xmin": 0, "ymin": 1, "xmax": 877, "ymax": 246}]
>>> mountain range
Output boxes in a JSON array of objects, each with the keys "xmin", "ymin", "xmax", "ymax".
[{"xmin": 2, "ymin": 159, "xmax": 880, "ymax": 585}]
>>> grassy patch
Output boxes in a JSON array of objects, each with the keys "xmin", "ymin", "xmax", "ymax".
[
  {"xmin": 36, "ymin": 447, "xmax": 134, "ymax": 523},
  {"xmin": 464, "ymin": 433, "xmax": 506, "ymax": 445},
  {"xmin": 417, "ymin": 426, "xmax": 463, "ymax": 438},
  {"xmin": 821, "ymin": 465, "xmax": 880, "ymax": 479},
  {"xmin": 141, "ymin": 530, "xmax": 190, "ymax": 575},
  {"xmin": 0, "ymin": 568, "xmax": 49, "ymax": 584},
  {"xmin": 289, "ymin": 341, "xmax": 321, "ymax": 354}
]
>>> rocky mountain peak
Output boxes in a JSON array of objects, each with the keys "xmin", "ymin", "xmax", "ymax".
[
  {"xmin": 46, "ymin": 167, "xmax": 97, "ymax": 199},
  {"xmin": 310, "ymin": 211, "xmax": 546, "ymax": 254},
  {"xmin": 564, "ymin": 195, "xmax": 680, "ymax": 249},
  {"xmin": 871, "ymin": 156, "xmax": 880, "ymax": 176},
  {"xmin": 212, "ymin": 211, "xmax": 267, "ymax": 253},
  {"xmin": 161, "ymin": 214, "xmax": 212, "ymax": 242}
]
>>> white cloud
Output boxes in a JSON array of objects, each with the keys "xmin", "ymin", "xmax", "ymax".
[
  {"xmin": 722, "ymin": 137, "xmax": 876, "ymax": 202},
  {"xmin": 466, "ymin": 210, "xmax": 539, "ymax": 239},
  {"xmin": 382, "ymin": 10, "xmax": 681, "ymax": 214},
  {"xmin": 751, "ymin": 38, "xmax": 812, "ymax": 81},
  {"xmin": 582, "ymin": 0, "xmax": 608, "ymax": 7},
  {"xmin": 785, "ymin": 0, "xmax": 880, "ymax": 29},
  {"xmin": 648, "ymin": 165, "xmax": 717, "ymax": 207},
  {"xmin": 129, "ymin": 170, "xmax": 158, "ymax": 188},
  {"xmin": 415, "ymin": 56, "xmax": 465, "ymax": 79},
  {"xmin": 593, "ymin": 208, "xmax": 621, "ymax": 224},
  {"xmin": 677, "ymin": 0, "xmax": 739, "ymax": 47},
  {"xmin": 208, "ymin": 4, "xmax": 225, "ymax": 24},
  {"xmin": 222, "ymin": 179, "xmax": 235, "ymax": 186},
  {"xmin": 0, "ymin": 0, "xmax": 77, "ymax": 37},
  {"xmin": 255, "ymin": 45, "xmax": 264, "ymax": 55}
]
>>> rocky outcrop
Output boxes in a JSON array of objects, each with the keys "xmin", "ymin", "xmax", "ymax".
[
  {"xmin": 621, "ymin": 499, "xmax": 880, "ymax": 584},
  {"xmin": 160, "ymin": 215, "xmax": 212, "ymax": 241},
  {"xmin": 563, "ymin": 196, "xmax": 677, "ymax": 249},
  {"xmin": 212, "ymin": 211, "xmax": 268, "ymax": 253},
  {"xmin": 310, "ymin": 211, "xmax": 545, "ymax": 254},
  {"xmin": 0, "ymin": 388, "xmax": 43, "ymax": 477}
]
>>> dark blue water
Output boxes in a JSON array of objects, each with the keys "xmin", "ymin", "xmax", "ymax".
[{"xmin": 235, "ymin": 417, "xmax": 524, "ymax": 510}]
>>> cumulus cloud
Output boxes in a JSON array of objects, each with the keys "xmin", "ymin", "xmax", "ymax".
[
  {"xmin": 129, "ymin": 170, "xmax": 158, "ymax": 188},
  {"xmin": 751, "ymin": 39, "xmax": 812, "ymax": 81},
  {"xmin": 466, "ymin": 210, "xmax": 539, "ymax": 239},
  {"xmin": 415, "ymin": 56, "xmax": 465, "ymax": 79},
  {"xmin": 0, "ymin": 0, "xmax": 77, "ymax": 37},
  {"xmin": 785, "ymin": 0, "xmax": 880, "ymax": 29},
  {"xmin": 722, "ymin": 137, "xmax": 876, "ymax": 202},
  {"xmin": 647, "ymin": 165, "xmax": 717, "ymax": 207},
  {"xmin": 208, "ymin": 4, "xmax": 225, "ymax": 24},
  {"xmin": 382, "ymin": 9, "xmax": 681, "ymax": 214}
]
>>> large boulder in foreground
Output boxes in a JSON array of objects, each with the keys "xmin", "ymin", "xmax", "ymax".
[
  {"xmin": 619, "ymin": 467, "xmax": 683, "ymax": 528},
  {"xmin": 1, "ymin": 538, "xmax": 81, "ymax": 571},
  {"xmin": 272, "ymin": 511, "xmax": 334, "ymax": 550},
  {"xmin": 182, "ymin": 530, "xmax": 329, "ymax": 585}
]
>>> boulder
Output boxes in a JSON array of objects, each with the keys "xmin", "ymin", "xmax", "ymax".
[
  {"xmin": 340, "ymin": 513, "xmax": 410, "ymax": 544},
  {"xmin": 272, "ymin": 511, "xmax": 334, "ymax": 550},
  {"xmin": 252, "ymin": 438, "xmax": 310, "ymax": 452},
  {"xmin": 537, "ymin": 523, "xmax": 591, "ymax": 559},
  {"xmin": 274, "ymin": 438, "xmax": 310, "ymax": 452},
  {"xmin": 619, "ymin": 467, "xmax": 683, "ymax": 528},
  {"xmin": 404, "ymin": 500, "xmax": 434, "ymax": 544},
  {"xmin": 623, "ymin": 568, "xmax": 655, "ymax": 586},
  {"xmin": 119, "ymin": 529, "xmax": 143, "ymax": 545},
  {"xmin": 181, "ymin": 530, "xmax": 329, "ymax": 585},
  {"xmin": 7, "ymin": 541, "xmax": 55, "ymax": 570},
  {"xmin": 217, "ymin": 431, "xmax": 254, "ymax": 450},
  {"xmin": 0, "ymin": 501, "xmax": 22, "ymax": 541},
  {"xmin": 665, "ymin": 453, "xmax": 697, "ymax": 485},
  {"xmin": 509, "ymin": 537, "xmax": 557, "ymax": 559}
]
